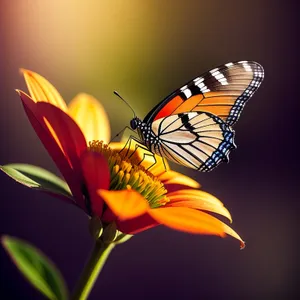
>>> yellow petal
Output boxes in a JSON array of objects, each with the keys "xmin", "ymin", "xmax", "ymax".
[
  {"xmin": 20, "ymin": 69, "xmax": 68, "ymax": 112},
  {"xmin": 144, "ymin": 154, "xmax": 170, "ymax": 176},
  {"xmin": 109, "ymin": 142, "xmax": 126, "ymax": 151},
  {"xmin": 168, "ymin": 189, "xmax": 224, "ymax": 206},
  {"xmin": 98, "ymin": 188, "xmax": 149, "ymax": 220},
  {"xmin": 68, "ymin": 93, "xmax": 111, "ymax": 143},
  {"xmin": 159, "ymin": 170, "xmax": 200, "ymax": 188},
  {"xmin": 222, "ymin": 222, "xmax": 245, "ymax": 249},
  {"xmin": 167, "ymin": 189, "xmax": 232, "ymax": 222}
]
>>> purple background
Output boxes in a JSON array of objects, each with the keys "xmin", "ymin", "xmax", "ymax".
[{"xmin": 0, "ymin": 1, "xmax": 298, "ymax": 299}]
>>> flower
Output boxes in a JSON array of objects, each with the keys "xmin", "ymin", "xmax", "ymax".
[{"xmin": 12, "ymin": 69, "xmax": 244, "ymax": 248}]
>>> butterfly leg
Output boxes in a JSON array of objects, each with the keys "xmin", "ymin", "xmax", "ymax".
[
  {"xmin": 132, "ymin": 146, "xmax": 158, "ymax": 170},
  {"xmin": 155, "ymin": 145, "xmax": 168, "ymax": 172},
  {"xmin": 118, "ymin": 134, "xmax": 143, "ymax": 157},
  {"xmin": 161, "ymin": 157, "xmax": 168, "ymax": 172},
  {"xmin": 109, "ymin": 126, "xmax": 137, "ymax": 144},
  {"xmin": 119, "ymin": 135, "xmax": 158, "ymax": 171}
]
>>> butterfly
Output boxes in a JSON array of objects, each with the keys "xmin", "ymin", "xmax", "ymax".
[{"xmin": 128, "ymin": 61, "xmax": 264, "ymax": 172}]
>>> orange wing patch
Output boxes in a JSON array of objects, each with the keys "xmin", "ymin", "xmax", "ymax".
[
  {"xmin": 199, "ymin": 96, "xmax": 236, "ymax": 105},
  {"xmin": 154, "ymin": 94, "xmax": 234, "ymax": 122},
  {"xmin": 192, "ymin": 106, "xmax": 231, "ymax": 120},
  {"xmin": 154, "ymin": 96, "xmax": 183, "ymax": 121},
  {"xmin": 173, "ymin": 94, "xmax": 204, "ymax": 114}
]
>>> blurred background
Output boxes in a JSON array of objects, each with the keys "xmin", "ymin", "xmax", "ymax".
[{"xmin": 0, "ymin": 0, "xmax": 298, "ymax": 299}]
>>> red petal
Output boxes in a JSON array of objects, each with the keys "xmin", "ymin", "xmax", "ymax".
[
  {"xmin": 18, "ymin": 91, "xmax": 87, "ymax": 207},
  {"xmin": 36, "ymin": 102, "xmax": 87, "ymax": 171},
  {"xmin": 101, "ymin": 207, "xmax": 116, "ymax": 223},
  {"xmin": 80, "ymin": 151, "xmax": 110, "ymax": 216},
  {"xmin": 117, "ymin": 213, "xmax": 159, "ymax": 234}
]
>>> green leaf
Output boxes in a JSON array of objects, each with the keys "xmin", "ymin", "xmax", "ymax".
[
  {"xmin": 0, "ymin": 164, "xmax": 73, "ymax": 200},
  {"xmin": 2, "ymin": 236, "xmax": 68, "ymax": 300}
]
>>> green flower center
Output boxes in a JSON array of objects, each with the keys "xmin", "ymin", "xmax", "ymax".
[{"xmin": 88, "ymin": 141, "xmax": 169, "ymax": 208}]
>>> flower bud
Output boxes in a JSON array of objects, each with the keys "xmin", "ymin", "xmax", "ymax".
[
  {"xmin": 102, "ymin": 222, "xmax": 118, "ymax": 243},
  {"xmin": 89, "ymin": 216, "xmax": 103, "ymax": 240}
]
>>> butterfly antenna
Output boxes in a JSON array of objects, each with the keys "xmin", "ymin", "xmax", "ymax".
[{"xmin": 113, "ymin": 91, "xmax": 136, "ymax": 117}]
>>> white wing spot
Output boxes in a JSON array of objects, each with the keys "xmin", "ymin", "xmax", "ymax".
[
  {"xmin": 212, "ymin": 70, "xmax": 229, "ymax": 86},
  {"xmin": 197, "ymin": 82, "xmax": 205, "ymax": 88},
  {"xmin": 180, "ymin": 85, "xmax": 188, "ymax": 91},
  {"xmin": 188, "ymin": 112, "xmax": 198, "ymax": 119},
  {"xmin": 210, "ymin": 68, "xmax": 219, "ymax": 74},
  {"xmin": 196, "ymin": 81, "xmax": 211, "ymax": 93},
  {"xmin": 182, "ymin": 88, "xmax": 192, "ymax": 98},
  {"xmin": 211, "ymin": 70, "xmax": 220, "ymax": 77},
  {"xmin": 242, "ymin": 62, "xmax": 252, "ymax": 72},
  {"xmin": 215, "ymin": 73, "xmax": 223, "ymax": 80},
  {"xmin": 219, "ymin": 77, "xmax": 229, "ymax": 85},
  {"xmin": 194, "ymin": 77, "xmax": 204, "ymax": 85}
]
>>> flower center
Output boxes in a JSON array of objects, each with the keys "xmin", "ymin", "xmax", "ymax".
[{"xmin": 88, "ymin": 141, "xmax": 169, "ymax": 208}]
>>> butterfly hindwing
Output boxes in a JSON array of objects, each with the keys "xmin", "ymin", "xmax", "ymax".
[
  {"xmin": 144, "ymin": 61, "xmax": 264, "ymax": 126},
  {"xmin": 149, "ymin": 111, "xmax": 236, "ymax": 171}
]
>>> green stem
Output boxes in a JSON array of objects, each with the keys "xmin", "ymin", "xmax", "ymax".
[{"xmin": 71, "ymin": 241, "xmax": 115, "ymax": 300}]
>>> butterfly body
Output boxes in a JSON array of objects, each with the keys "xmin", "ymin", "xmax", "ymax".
[
  {"xmin": 129, "ymin": 61, "xmax": 264, "ymax": 171},
  {"xmin": 130, "ymin": 117, "xmax": 161, "ymax": 148}
]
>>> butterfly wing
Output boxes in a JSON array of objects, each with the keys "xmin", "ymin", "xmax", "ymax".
[
  {"xmin": 142, "ymin": 61, "xmax": 264, "ymax": 171},
  {"xmin": 149, "ymin": 111, "xmax": 236, "ymax": 171},
  {"xmin": 144, "ymin": 61, "xmax": 264, "ymax": 126}
]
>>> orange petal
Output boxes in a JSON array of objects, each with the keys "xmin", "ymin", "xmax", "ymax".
[
  {"xmin": 166, "ymin": 189, "xmax": 232, "ymax": 222},
  {"xmin": 68, "ymin": 93, "xmax": 111, "ymax": 143},
  {"xmin": 148, "ymin": 207, "xmax": 225, "ymax": 236},
  {"xmin": 149, "ymin": 207, "xmax": 244, "ymax": 248},
  {"xmin": 159, "ymin": 170, "xmax": 200, "ymax": 189},
  {"xmin": 20, "ymin": 69, "xmax": 68, "ymax": 112},
  {"xmin": 81, "ymin": 151, "xmax": 110, "ymax": 216},
  {"xmin": 98, "ymin": 189, "xmax": 149, "ymax": 221}
]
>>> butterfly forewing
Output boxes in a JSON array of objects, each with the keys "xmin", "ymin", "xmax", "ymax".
[{"xmin": 144, "ymin": 61, "xmax": 264, "ymax": 126}]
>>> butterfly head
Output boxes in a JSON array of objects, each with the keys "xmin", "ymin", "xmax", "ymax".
[
  {"xmin": 130, "ymin": 117, "xmax": 152, "ymax": 145},
  {"xmin": 130, "ymin": 117, "xmax": 141, "ymax": 130}
]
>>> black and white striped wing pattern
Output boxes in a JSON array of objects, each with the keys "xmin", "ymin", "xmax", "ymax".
[
  {"xmin": 150, "ymin": 111, "xmax": 235, "ymax": 171},
  {"xmin": 144, "ymin": 61, "xmax": 264, "ymax": 127}
]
